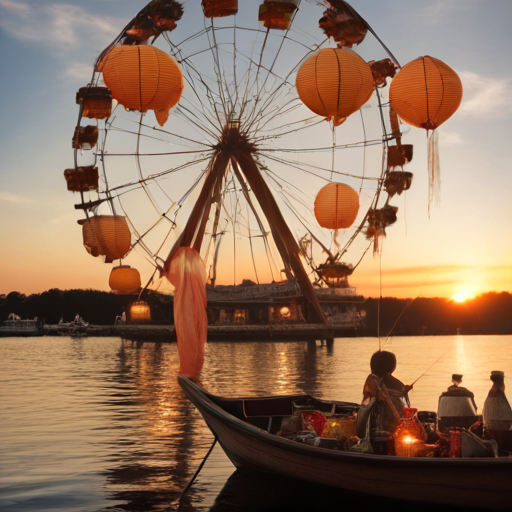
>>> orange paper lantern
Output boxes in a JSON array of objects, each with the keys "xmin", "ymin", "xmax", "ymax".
[
  {"xmin": 109, "ymin": 265, "xmax": 141, "ymax": 294},
  {"xmin": 314, "ymin": 183, "xmax": 359, "ymax": 230},
  {"xmin": 202, "ymin": 0, "xmax": 238, "ymax": 18},
  {"xmin": 80, "ymin": 215, "xmax": 132, "ymax": 263},
  {"xmin": 389, "ymin": 56, "xmax": 462, "ymax": 208},
  {"xmin": 296, "ymin": 48, "xmax": 374, "ymax": 126},
  {"xmin": 129, "ymin": 301, "xmax": 152, "ymax": 322},
  {"xmin": 389, "ymin": 56, "xmax": 462, "ymax": 130},
  {"xmin": 101, "ymin": 45, "xmax": 183, "ymax": 126}
]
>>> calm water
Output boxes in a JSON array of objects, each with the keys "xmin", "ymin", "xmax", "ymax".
[{"xmin": 1, "ymin": 335, "xmax": 511, "ymax": 512}]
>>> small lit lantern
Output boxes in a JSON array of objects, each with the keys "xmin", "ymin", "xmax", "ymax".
[
  {"xmin": 72, "ymin": 125, "xmax": 99, "ymax": 150},
  {"xmin": 64, "ymin": 166, "xmax": 99, "ymax": 192},
  {"xmin": 202, "ymin": 0, "xmax": 238, "ymax": 18},
  {"xmin": 314, "ymin": 183, "xmax": 359, "ymax": 230},
  {"xmin": 234, "ymin": 309, "xmax": 245, "ymax": 324},
  {"xmin": 129, "ymin": 301, "xmax": 151, "ymax": 323},
  {"xmin": 394, "ymin": 408, "xmax": 426, "ymax": 457},
  {"xmin": 76, "ymin": 86, "xmax": 112, "ymax": 119},
  {"xmin": 109, "ymin": 265, "xmax": 141, "ymax": 294},
  {"xmin": 79, "ymin": 215, "xmax": 131, "ymax": 263},
  {"xmin": 280, "ymin": 306, "xmax": 291, "ymax": 319},
  {"xmin": 259, "ymin": 0, "xmax": 299, "ymax": 31}
]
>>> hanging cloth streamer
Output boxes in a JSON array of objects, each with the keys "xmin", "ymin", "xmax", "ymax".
[
  {"xmin": 427, "ymin": 129, "xmax": 440, "ymax": 213},
  {"xmin": 167, "ymin": 247, "xmax": 208, "ymax": 379}
]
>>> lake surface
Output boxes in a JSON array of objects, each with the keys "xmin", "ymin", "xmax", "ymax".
[{"xmin": 1, "ymin": 335, "xmax": 511, "ymax": 512}]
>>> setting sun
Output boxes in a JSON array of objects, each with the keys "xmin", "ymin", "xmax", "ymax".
[{"xmin": 452, "ymin": 292, "xmax": 475, "ymax": 303}]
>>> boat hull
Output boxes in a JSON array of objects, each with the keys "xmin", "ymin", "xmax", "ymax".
[{"xmin": 179, "ymin": 375, "xmax": 512, "ymax": 511}]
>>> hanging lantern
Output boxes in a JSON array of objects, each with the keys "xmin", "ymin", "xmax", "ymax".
[
  {"xmin": 365, "ymin": 204, "xmax": 398, "ymax": 253},
  {"xmin": 109, "ymin": 265, "xmax": 142, "ymax": 294},
  {"xmin": 72, "ymin": 126, "xmax": 99, "ymax": 150},
  {"xmin": 129, "ymin": 301, "xmax": 152, "ymax": 323},
  {"xmin": 319, "ymin": 0, "xmax": 367, "ymax": 48},
  {"xmin": 296, "ymin": 48, "xmax": 374, "ymax": 126},
  {"xmin": 202, "ymin": 0, "xmax": 238, "ymax": 18},
  {"xmin": 314, "ymin": 183, "xmax": 359, "ymax": 230},
  {"xmin": 76, "ymin": 86, "xmax": 112, "ymax": 119},
  {"xmin": 100, "ymin": 45, "xmax": 184, "ymax": 126},
  {"xmin": 79, "ymin": 215, "xmax": 131, "ymax": 263},
  {"xmin": 64, "ymin": 166, "xmax": 99, "ymax": 192},
  {"xmin": 387, "ymin": 145, "xmax": 413, "ymax": 170},
  {"xmin": 258, "ymin": 0, "xmax": 299, "ymax": 31},
  {"xmin": 317, "ymin": 262, "xmax": 353, "ymax": 288},
  {"xmin": 384, "ymin": 171, "xmax": 413, "ymax": 198},
  {"xmin": 389, "ymin": 56, "xmax": 463, "ymax": 207},
  {"xmin": 80, "ymin": 218, "xmax": 102, "ymax": 257},
  {"xmin": 368, "ymin": 58, "xmax": 397, "ymax": 88}
]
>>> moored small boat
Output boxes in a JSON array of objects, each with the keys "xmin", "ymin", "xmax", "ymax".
[
  {"xmin": 179, "ymin": 375, "xmax": 512, "ymax": 511},
  {"xmin": 0, "ymin": 315, "xmax": 44, "ymax": 337}
]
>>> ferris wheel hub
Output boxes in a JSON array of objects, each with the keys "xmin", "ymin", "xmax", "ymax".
[{"xmin": 215, "ymin": 121, "xmax": 257, "ymax": 156}]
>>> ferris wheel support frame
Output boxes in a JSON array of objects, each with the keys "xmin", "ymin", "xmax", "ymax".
[{"xmin": 160, "ymin": 120, "xmax": 327, "ymax": 325}]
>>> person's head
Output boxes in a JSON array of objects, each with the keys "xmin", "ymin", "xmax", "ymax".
[
  {"xmin": 452, "ymin": 374, "xmax": 463, "ymax": 386},
  {"xmin": 490, "ymin": 371, "xmax": 505, "ymax": 387},
  {"xmin": 370, "ymin": 350, "xmax": 397, "ymax": 377}
]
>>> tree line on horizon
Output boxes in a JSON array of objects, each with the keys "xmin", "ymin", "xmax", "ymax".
[{"xmin": 0, "ymin": 289, "xmax": 510, "ymax": 335}]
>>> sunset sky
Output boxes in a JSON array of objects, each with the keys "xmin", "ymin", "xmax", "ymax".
[{"xmin": 0, "ymin": 0, "xmax": 511, "ymax": 299}]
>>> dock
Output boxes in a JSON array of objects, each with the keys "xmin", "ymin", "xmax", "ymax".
[{"xmin": 44, "ymin": 323, "xmax": 364, "ymax": 342}]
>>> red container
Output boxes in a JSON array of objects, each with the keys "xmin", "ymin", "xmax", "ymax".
[{"xmin": 449, "ymin": 429, "xmax": 462, "ymax": 458}]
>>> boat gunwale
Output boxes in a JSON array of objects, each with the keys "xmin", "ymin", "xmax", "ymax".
[{"xmin": 179, "ymin": 375, "xmax": 512, "ymax": 468}]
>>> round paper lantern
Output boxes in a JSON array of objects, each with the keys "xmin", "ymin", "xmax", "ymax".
[
  {"xmin": 296, "ymin": 48, "xmax": 374, "ymax": 126},
  {"xmin": 109, "ymin": 265, "xmax": 141, "ymax": 294},
  {"xmin": 129, "ymin": 301, "xmax": 151, "ymax": 323},
  {"xmin": 389, "ymin": 56, "xmax": 463, "ymax": 130},
  {"xmin": 389, "ymin": 56, "xmax": 462, "ymax": 209},
  {"xmin": 314, "ymin": 183, "xmax": 359, "ymax": 229},
  {"xmin": 101, "ymin": 45, "xmax": 183, "ymax": 126},
  {"xmin": 80, "ymin": 215, "xmax": 131, "ymax": 263}
]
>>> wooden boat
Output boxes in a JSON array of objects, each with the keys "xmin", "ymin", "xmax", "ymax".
[{"xmin": 179, "ymin": 375, "xmax": 512, "ymax": 511}]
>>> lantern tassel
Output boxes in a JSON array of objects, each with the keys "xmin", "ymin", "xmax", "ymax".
[
  {"xmin": 167, "ymin": 247, "xmax": 208, "ymax": 380},
  {"xmin": 427, "ymin": 129, "xmax": 441, "ymax": 214}
]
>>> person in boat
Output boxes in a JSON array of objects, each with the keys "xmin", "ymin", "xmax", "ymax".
[
  {"xmin": 483, "ymin": 371, "xmax": 512, "ymax": 431},
  {"xmin": 359, "ymin": 350, "xmax": 413, "ymax": 440},
  {"xmin": 441, "ymin": 373, "xmax": 478, "ymax": 411}
]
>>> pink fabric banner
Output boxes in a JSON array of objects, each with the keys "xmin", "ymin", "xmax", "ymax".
[{"xmin": 167, "ymin": 247, "xmax": 207, "ymax": 379}]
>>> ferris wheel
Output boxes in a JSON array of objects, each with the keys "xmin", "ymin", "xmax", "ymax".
[{"xmin": 66, "ymin": 0, "xmax": 462, "ymax": 323}]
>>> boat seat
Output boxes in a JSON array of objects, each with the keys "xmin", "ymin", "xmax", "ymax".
[
  {"xmin": 244, "ymin": 396, "xmax": 302, "ymax": 416},
  {"xmin": 247, "ymin": 415, "xmax": 284, "ymax": 434}
]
